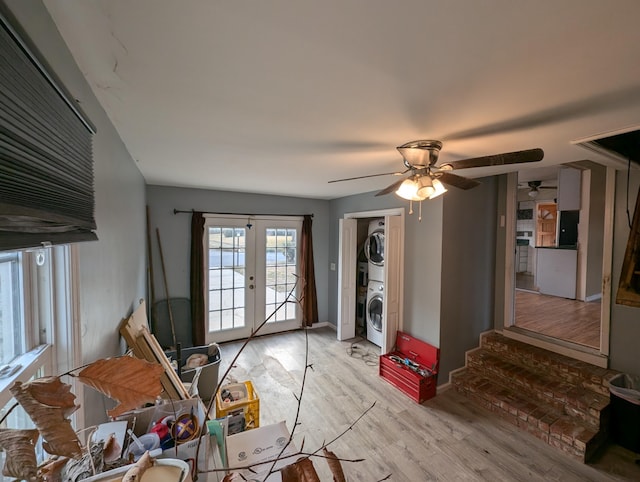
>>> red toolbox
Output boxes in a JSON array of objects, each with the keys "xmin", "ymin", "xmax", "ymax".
[{"xmin": 379, "ymin": 331, "xmax": 439, "ymax": 403}]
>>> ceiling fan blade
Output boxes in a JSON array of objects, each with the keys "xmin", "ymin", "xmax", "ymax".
[
  {"xmin": 438, "ymin": 172, "xmax": 481, "ymax": 190},
  {"xmin": 375, "ymin": 177, "xmax": 408, "ymax": 197},
  {"xmin": 328, "ymin": 170, "xmax": 405, "ymax": 183},
  {"xmin": 446, "ymin": 148, "xmax": 544, "ymax": 170},
  {"xmin": 444, "ymin": 85, "xmax": 640, "ymax": 141}
]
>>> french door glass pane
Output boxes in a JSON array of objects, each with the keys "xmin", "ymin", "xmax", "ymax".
[
  {"xmin": 208, "ymin": 226, "xmax": 247, "ymax": 333},
  {"xmin": 265, "ymin": 228, "xmax": 297, "ymax": 323}
]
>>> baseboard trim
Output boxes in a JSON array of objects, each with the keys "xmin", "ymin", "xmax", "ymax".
[
  {"xmin": 445, "ymin": 329, "xmax": 495, "ymax": 385},
  {"xmin": 309, "ymin": 321, "xmax": 335, "ymax": 330},
  {"xmin": 437, "ymin": 381, "xmax": 452, "ymax": 392},
  {"xmin": 446, "ymin": 365, "xmax": 468, "ymax": 385}
]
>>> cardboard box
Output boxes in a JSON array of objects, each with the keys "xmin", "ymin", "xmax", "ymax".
[
  {"xmin": 117, "ymin": 398, "xmax": 210, "ymax": 476},
  {"xmin": 225, "ymin": 421, "xmax": 298, "ymax": 481}
]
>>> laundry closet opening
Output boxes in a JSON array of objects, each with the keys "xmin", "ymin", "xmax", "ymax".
[{"xmin": 337, "ymin": 209, "xmax": 405, "ymax": 354}]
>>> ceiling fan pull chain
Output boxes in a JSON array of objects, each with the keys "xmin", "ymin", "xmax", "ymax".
[
  {"xmin": 409, "ymin": 199, "xmax": 414, "ymax": 215},
  {"xmin": 419, "ymin": 200, "xmax": 423, "ymax": 222}
]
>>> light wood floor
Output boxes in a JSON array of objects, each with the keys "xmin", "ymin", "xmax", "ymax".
[
  {"xmin": 515, "ymin": 290, "xmax": 601, "ymax": 348},
  {"xmin": 216, "ymin": 327, "xmax": 640, "ymax": 481}
]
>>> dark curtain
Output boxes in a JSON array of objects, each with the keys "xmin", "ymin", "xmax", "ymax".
[
  {"xmin": 190, "ymin": 212, "xmax": 205, "ymax": 346},
  {"xmin": 300, "ymin": 215, "xmax": 318, "ymax": 326}
]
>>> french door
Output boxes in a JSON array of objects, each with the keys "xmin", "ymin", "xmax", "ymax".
[{"xmin": 204, "ymin": 215, "xmax": 302, "ymax": 343}]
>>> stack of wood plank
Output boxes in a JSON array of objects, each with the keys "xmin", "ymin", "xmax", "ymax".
[{"xmin": 119, "ymin": 301, "xmax": 190, "ymax": 401}]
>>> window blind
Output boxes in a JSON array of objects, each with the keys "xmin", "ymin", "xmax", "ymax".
[{"xmin": 0, "ymin": 8, "xmax": 97, "ymax": 251}]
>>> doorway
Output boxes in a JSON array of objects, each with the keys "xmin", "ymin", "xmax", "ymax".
[
  {"xmin": 204, "ymin": 215, "xmax": 302, "ymax": 343},
  {"xmin": 505, "ymin": 163, "xmax": 614, "ymax": 367},
  {"xmin": 337, "ymin": 208, "xmax": 404, "ymax": 354}
]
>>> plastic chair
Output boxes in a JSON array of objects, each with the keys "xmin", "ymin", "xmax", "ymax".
[{"xmin": 152, "ymin": 298, "xmax": 194, "ymax": 349}]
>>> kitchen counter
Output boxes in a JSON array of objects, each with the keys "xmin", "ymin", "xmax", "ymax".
[
  {"xmin": 536, "ymin": 245, "xmax": 577, "ymax": 250},
  {"xmin": 536, "ymin": 247, "xmax": 577, "ymax": 299}
]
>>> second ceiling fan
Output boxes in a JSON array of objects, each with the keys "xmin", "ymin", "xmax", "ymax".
[{"xmin": 520, "ymin": 180, "xmax": 557, "ymax": 199}]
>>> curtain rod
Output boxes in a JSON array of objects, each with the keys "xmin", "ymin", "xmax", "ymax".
[{"xmin": 173, "ymin": 209, "xmax": 313, "ymax": 218}]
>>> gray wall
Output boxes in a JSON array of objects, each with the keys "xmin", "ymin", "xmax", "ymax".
[
  {"xmin": 5, "ymin": 0, "xmax": 148, "ymax": 426},
  {"xmin": 439, "ymin": 177, "xmax": 498, "ymax": 380},
  {"xmin": 146, "ymin": 186, "xmax": 331, "ymax": 323},
  {"xmin": 610, "ymin": 169, "xmax": 640, "ymax": 375},
  {"xmin": 329, "ymin": 179, "xmax": 499, "ymax": 383}
]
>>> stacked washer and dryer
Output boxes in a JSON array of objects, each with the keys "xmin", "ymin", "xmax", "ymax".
[{"xmin": 364, "ymin": 219, "xmax": 385, "ymax": 347}]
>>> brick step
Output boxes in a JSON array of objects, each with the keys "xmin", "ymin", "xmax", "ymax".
[
  {"xmin": 480, "ymin": 332, "xmax": 617, "ymax": 397},
  {"xmin": 466, "ymin": 348, "xmax": 610, "ymax": 429},
  {"xmin": 451, "ymin": 370, "xmax": 606, "ymax": 462}
]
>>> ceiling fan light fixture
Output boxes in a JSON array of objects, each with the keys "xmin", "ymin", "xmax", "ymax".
[
  {"xmin": 396, "ymin": 178, "xmax": 424, "ymax": 201},
  {"xmin": 429, "ymin": 178, "xmax": 448, "ymax": 199},
  {"xmin": 416, "ymin": 176, "xmax": 435, "ymax": 198},
  {"xmin": 528, "ymin": 188, "xmax": 539, "ymax": 199}
]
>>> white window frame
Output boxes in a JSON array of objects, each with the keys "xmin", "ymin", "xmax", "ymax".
[{"xmin": 0, "ymin": 245, "xmax": 81, "ymax": 418}]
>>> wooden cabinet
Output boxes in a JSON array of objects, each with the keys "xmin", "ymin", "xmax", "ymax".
[
  {"xmin": 536, "ymin": 202, "xmax": 557, "ymax": 247},
  {"xmin": 557, "ymin": 167, "xmax": 582, "ymax": 211}
]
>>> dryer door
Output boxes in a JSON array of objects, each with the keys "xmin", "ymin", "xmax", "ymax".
[{"xmin": 364, "ymin": 231, "xmax": 385, "ymax": 266}]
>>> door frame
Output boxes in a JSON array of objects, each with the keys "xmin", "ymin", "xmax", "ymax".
[
  {"xmin": 337, "ymin": 208, "xmax": 405, "ymax": 354},
  {"xmin": 253, "ymin": 217, "xmax": 303, "ymax": 336},
  {"xmin": 502, "ymin": 167, "xmax": 615, "ymax": 367},
  {"xmin": 203, "ymin": 214, "xmax": 303, "ymax": 343},
  {"xmin": 204, "ymin": 215, "xmax": 256, "ymax": 343}
]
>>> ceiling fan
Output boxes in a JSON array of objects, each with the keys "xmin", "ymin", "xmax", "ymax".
[
  {"xmin": 519, "ymin": 180, "xmax": 557, "ymax": 199},
  {"xmin": 329, "ymin": 140, "xmax": 544, "ymax": 219}
]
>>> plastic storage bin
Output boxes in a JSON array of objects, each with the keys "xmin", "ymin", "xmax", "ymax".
[
  {"xmin": 165, "ymin": 344, "xmax": 221, "ymax": 401},
  {"xmin": 215, "ymin": 381, "xmax": 260, "ymax": 431},
  {"xmin": 609, "ymin": 373, "xmax": 640, "ymax": 452}
]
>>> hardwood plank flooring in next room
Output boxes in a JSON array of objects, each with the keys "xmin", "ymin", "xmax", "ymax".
[
  {"xmin": 515, "ymin": 290, "xmax": 601, "ymax": 348},
  {"xmin": 217, "ymin": 327, "xmax": 640, "ymax": 481}
]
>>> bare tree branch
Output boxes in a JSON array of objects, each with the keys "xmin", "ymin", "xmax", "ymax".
[
  {"xmin": 264, "ymin": 326, "xmax": 311, "ymax": 479},
  {"xmin": 195, "ymin": 274, "xmax": 390, "ymax": 481},
  {"xmin": 194, "ymin": 277, "xmax": 301, "ymax": 480}
]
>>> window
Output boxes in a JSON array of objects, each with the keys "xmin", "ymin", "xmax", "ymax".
[
  {"xmin": 264, "ymin": 227, "xmax": 298, "ymax": 322},
  {"xmin": 0, "ymin": 246, "xmax": 76, "ymax": 476},
  {"xmin": 0, "ymin": 251, "xmax": 25, "ymax": 365}
]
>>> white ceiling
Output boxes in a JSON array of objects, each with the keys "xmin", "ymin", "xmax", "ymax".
[{"xmin": 44, "ymin": 0, "xmax": 640, "ymax": 200}]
